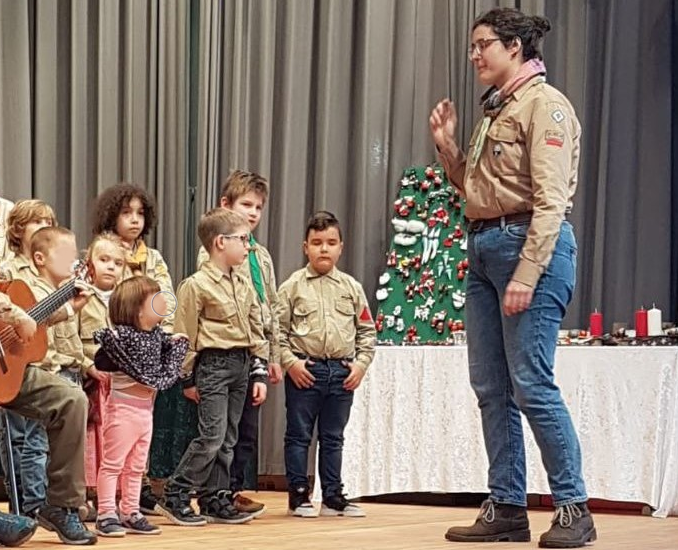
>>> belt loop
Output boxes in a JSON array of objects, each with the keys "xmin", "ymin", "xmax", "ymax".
[{"xmin": 499, "ymin": 216, "xmax": 506, "ymax": 230}]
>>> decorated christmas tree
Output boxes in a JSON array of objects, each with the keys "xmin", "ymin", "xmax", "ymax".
[{"xmin": 375, "ymin": 165, "xmax": 468, "ymax": 344}]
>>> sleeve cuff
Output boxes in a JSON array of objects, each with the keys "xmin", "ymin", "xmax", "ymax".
[{"xmin": 512, "ymin": 259, "xmax": 543, "ymax": 289}]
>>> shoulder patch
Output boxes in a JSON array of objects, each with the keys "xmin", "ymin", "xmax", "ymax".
[
  {"xmin": 551, "ymin": 109, "xmax": 565, "ymax": 123},
  {"xmin": 545, "ymin": 129, "xmax": 565, "ymax": 148}
]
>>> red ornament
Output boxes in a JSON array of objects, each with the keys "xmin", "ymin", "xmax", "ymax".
[
  {"xmin": 443, "ymin": 237, "xmax": 453, "ymax": 248},
  {"xmin": 457, "ymin": 270, "xmax": 465, "ymax": 281},
  {"xmin": 424, "ymin": 166, "xmax": 435, "ymax": 179}
]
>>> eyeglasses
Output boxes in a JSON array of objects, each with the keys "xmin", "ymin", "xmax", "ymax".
[
  {"xmin": 221, "ymin": 233, "xmax": 250, "ymax": 245},
  {"xmin": 467, "ymin": 38, "xmax": 502, "ymax": 60}
]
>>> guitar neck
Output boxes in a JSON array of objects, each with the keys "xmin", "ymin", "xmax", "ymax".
[{"xmin": 27, "ymin": 280, "xmax": 79, "ymax": 325}]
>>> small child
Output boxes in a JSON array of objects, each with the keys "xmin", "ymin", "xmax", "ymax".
[
  {"xmin": 194, "ymin": 169, "xmax": 282, "ymax": 516},
  {"xmin": 77, "ymin": 232, "xmax": 127, "ymax": 520},
  {"xmin": 158, "ymin": 208, "xmax": 268, "ymax": 526},
  {"xmin": 93, "ymin": 276, "xmax": 188, "ymax": 537},
  {"xmin": 277, "ymin": 211, "xmax": 376, "ymax": 518}
]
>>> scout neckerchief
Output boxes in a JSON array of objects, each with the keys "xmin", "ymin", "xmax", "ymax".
[
  {"xmin": 470, "ymin": 58, "xmax": 547, "ymax": 168},
  {"xmin": 248, "ymin": 234, "xmax": 266, "ymax": 303},
  {"xmin": 125, "ymin": 239, "xmax": 147, "ymax": 275}
]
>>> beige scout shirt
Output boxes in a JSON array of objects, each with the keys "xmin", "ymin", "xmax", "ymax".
[
  {"xmin": 78, "ymin": 291, "xmax": 111, "ymax": 362},
  {"xmin": 27, "ymin": 277, "xmax": 92, "ymax": 375},
  {"xmin": 438, "ymin": 77, "xmax": 581, "ymax": 288},
  {"xmin": 276, "ymin": 265, "xmax": 376, "ymax": 373},
  {"xmin": 0, "ymin": 254, "xmax": 39, "ymax": 284},
  {"xmin": 197, "ymin": 242, "xmax": 280, "ymax": 364},
  {"xmin": 174, "ymin": 259, "xmax": 268, "ymax": 378},
  {"xmin": 0, "ymin": 198, "xmax": 14, "ymax": 264}
]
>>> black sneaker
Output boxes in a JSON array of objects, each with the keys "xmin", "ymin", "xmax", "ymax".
[
  {"xmin": 157, "ymin": 493, "xmax": 206, "ymax": 527},
  {"xmin": 37, "ymin": 505, "xmax": 98, "ymax": 545},
  {"xmin": 198, "ymin": 491, "xmax": 254, "ymax": 524},
  {"xmin": 121, "ymin": 512, "xmax": 161, "ymax": 535},
  {"xmin": 444, "ymin": 499, "xmax": 531, "ymax": 543},
  {"xmin": 539, "ymin": 503, "xmax": 597, "ymax": 548},
  {"xmin": 287, "ymin": 486, "xmax": 318, "ymax": 518},
  {"xmin": 320, "ymin": 493, "xmax": 366, "ymax": 517},
  {"xmin": 0, "ymin": 511, "xmax": 38, "ymax": 547},
  {"xmin": 139, "ymin": 485, "xmax": 161, "ymax": 516}
]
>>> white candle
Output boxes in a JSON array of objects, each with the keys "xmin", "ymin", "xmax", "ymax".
[{"xmin": 648, "ymin": 304, "xmax": 663, "ymax": 336}]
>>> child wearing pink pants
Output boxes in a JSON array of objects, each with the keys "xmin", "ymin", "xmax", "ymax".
[{"xmin": 93, "ymin": 276, "xmax": 188, "ymax": 537}]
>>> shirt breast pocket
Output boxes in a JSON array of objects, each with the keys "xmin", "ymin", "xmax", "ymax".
[
  {"xmin": 334, "ymin": 297, "xmax": 356, "ymax": 339},
  {"xmin": 204, "ymin": 303, "xmax": 238, "ymax": 323},
  {"xmin": 487, "ymin": 123, "xmax": 523, "ymax": 175},
  {"xmin": 291, "ymin": 300, "xmax": 319, "ymax": 337}
]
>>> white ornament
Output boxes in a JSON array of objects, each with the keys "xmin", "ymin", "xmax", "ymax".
[{"xmin": 379, "ymin": 272, "xmax": 391, "ymax": 286}]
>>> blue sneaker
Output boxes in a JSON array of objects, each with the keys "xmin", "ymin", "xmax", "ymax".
[
  {"xmin": 0, "ymin": 512, "xmax": 38, "ymax": 547},
  {"xmin": 37, "ymin": 505, "xmax": 98, "ymax": 545}
]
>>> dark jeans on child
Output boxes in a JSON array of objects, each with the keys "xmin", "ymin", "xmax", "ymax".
[
  {"xmin": 166, "ymin": 348, "xmax": 249, "ymax": 498},
  {"xmin": 284, "ymin": 358, "xmax": 354, "ymax": 500}
]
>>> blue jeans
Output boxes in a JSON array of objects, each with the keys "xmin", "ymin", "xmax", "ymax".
[
  {"xmin": 466, "ymin": 220, "xmax": 587, "ymax": 507},
  {"xmin": 0, "ymin": 409, "xmax": 48, "ymax": 513},
  {"xmin": 284, "ymin": 359, "xmax": 354, "ymax": 500}
]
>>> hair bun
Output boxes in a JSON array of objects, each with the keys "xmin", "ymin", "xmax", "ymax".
[{"xmin": 532, "ymin": 15, "xmax": 551, "ymax": 36}]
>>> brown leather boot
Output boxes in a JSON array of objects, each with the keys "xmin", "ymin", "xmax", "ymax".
[
  {"xmin": 539, "ymin": 502, "xmax": 597, "ymax": 548},
  {"xmin": 445, "ymin": 499, "xmax": 531, "ymax": 543}
]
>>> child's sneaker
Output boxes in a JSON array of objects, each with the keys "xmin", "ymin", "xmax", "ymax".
[
  {"xmin": 157, "ymin": 493, "xmax": 207, "ymax": 526},
  {"xmin": 233, "ymin": 493, "xmax": 266, "ymax": 518},
  {"xmin": 0, "ymin": 511, "xmax": 38, "ymax": 547},
  {"xmin": 320, "ymin": 494, "xmax": 366, "ymax": 517},
  {"xmin": 121, "ymin": 512, "xmax": 162, "ymax": 535},
  {"xmin": 198, "ymin": 491, "xmax": 253, "ymax": 524},
  {"xmin": 287, "ymin": 486, "xmax": 319, "ymax": 518},
  {"xmin": 95, "ymin": 515, "xmax": 126, "ymax": 537},
  {"xmin": 139, "ymin": 485, "xmax": 161, "ymax": 516},
  {"xmin": 38, "ymin": 505, "xmax": 98, "ymax": 545}
]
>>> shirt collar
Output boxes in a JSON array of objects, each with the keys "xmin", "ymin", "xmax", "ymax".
[{"xmin": 304, "ymin": 264, "xmax": 340, "ymax": 282}]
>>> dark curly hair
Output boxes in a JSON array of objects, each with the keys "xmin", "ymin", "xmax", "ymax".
[
  {"xmin": 92, "ymin": 183, "xmax": 157, "ymax": 238},
  {"xmin": 473, "ymin": 8, "xmax": 551, "ymax": 61}
]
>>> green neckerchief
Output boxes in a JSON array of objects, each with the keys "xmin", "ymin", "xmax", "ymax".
[{"xmin": 248, "ymin": 234, "xmax": 266, "ymax": 302}]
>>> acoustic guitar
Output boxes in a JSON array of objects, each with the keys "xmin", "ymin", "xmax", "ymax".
[{"xmin": 0, "ymin": 261, "xmax": 89, "ymax": 405}]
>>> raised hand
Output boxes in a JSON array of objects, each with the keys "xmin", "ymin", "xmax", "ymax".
[{"xmin": 429, "ymin": 98, "xmax": 458, "ymax": 152}]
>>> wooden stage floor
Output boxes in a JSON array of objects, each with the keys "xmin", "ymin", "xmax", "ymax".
[{"xmin": 5, "ymin": 492, "xmax": 678, "ymax": 549}]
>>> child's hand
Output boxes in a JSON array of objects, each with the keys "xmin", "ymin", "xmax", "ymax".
[
  {"xmin": 14, "ymin": 316, "xmax": 37, "ymax": 343},
  {"xmin": 288, "ymin": 359, "xmax": 316, "ymax": 389},
  {"xmin": 252, "ymin": 381, "xmax": 267, "ymax": 406},
  {"xmin": 69, "ymin": 281, "xmax": 93, "ymax": 312},
  {"xmin": 87, "ymin": 366, "xmax": 109, "ymax": 382},
  {"xmin": 171, "ymin": 333, "xmax": 189, "ymax": 341},
  {"xmin": 183, "ymin": 386, "xmax": 200, "ymax": 403},
  {"xmin": 267, "ymin": 362, "xmax": 283, "ymax": 385},
  {"xmin": 342, "ymin": 361, "xmax": 365, "ymax": 391}
]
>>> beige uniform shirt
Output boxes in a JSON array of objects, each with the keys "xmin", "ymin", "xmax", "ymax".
[
  {"xmin": 438, "ymin": 77, "xmax": 581, "ymax": 288},
  {"xmin": 0, "ymin": 254, "xmax": 39, "ymax": 284},
  {"xmin": 197, "ymin": 242, "xmax": 280, "ymax": 364},
  {"xmin": 174, "ymin": 259, "xmax": 268, "ymax": 378},
  {"xmin": 276, "ymin": 265, "xmax": 376, "ymax": 372},
  {"xmin": 0, "ymin": 198, "xmax": 14, "ymax": 264},
  {"xmin": 78, "ymin": 291, "xmax": 111, "ymax": 362},
  {"xmin": 28, "ymin": 277, "xmax": 92, "ymax": 375}
]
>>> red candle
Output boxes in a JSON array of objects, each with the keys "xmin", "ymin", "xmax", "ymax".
[
  {"xmin": 635, "ymin": 307, "xmax": 648, "ymax": 337},
  {"xmin": 589, "ymin": 310, "xmax": 603, "ymax": 337}
]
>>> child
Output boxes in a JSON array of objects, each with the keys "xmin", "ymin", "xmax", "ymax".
[
  {"xmin": 1, "ymin": 199, "xmax": 57, "ymax": 281},
  {"xmin": 92, "ymin": 276, "xmax": 188, "ymax": 537},
  {"xmin": 77, "ymin": 232, "xmax": 127, "ymax": 520},
  {"xmin": 0, "ymin": 200, "xmax": 57, "ymax": 516},
  {"xmin": 158, "ymin": 208, "xmax": 268, "ymax": 526},
  {"xmin": 92, "ymin": 182, "xmax": 175, "ymax": 512},
  {"xmin": 5, "ymin": 226, "xmax": 97, "ymax": 545},
  {"xmin": 276, "ymin": 211, "xmax": 376, "ymax": 517},
  {"xmin": 194, "ymin": 170, "xmax": 281, "ymax": 516}
]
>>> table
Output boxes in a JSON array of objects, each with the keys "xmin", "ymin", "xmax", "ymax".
[{"xmin": 314, "ymin": 346, "xmax": 678, "ymax": 518}]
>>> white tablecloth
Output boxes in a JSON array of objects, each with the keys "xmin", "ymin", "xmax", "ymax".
[{"xmin": 314, "ymin": 346, "xmax": 678, "ymax": 517}]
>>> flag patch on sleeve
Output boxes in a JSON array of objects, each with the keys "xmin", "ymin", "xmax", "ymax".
[
  {"xmin": 545, "ymin": 130, "xmax": 564, "ymax": 148},
  {"xmin": 359, "ymin": 306, "xmax": 373, "ymax": 322}
]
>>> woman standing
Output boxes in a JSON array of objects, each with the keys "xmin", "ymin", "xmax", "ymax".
[{"xmin": 430, "ymin": 8, "xmax": 596, "ymax": 549}]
